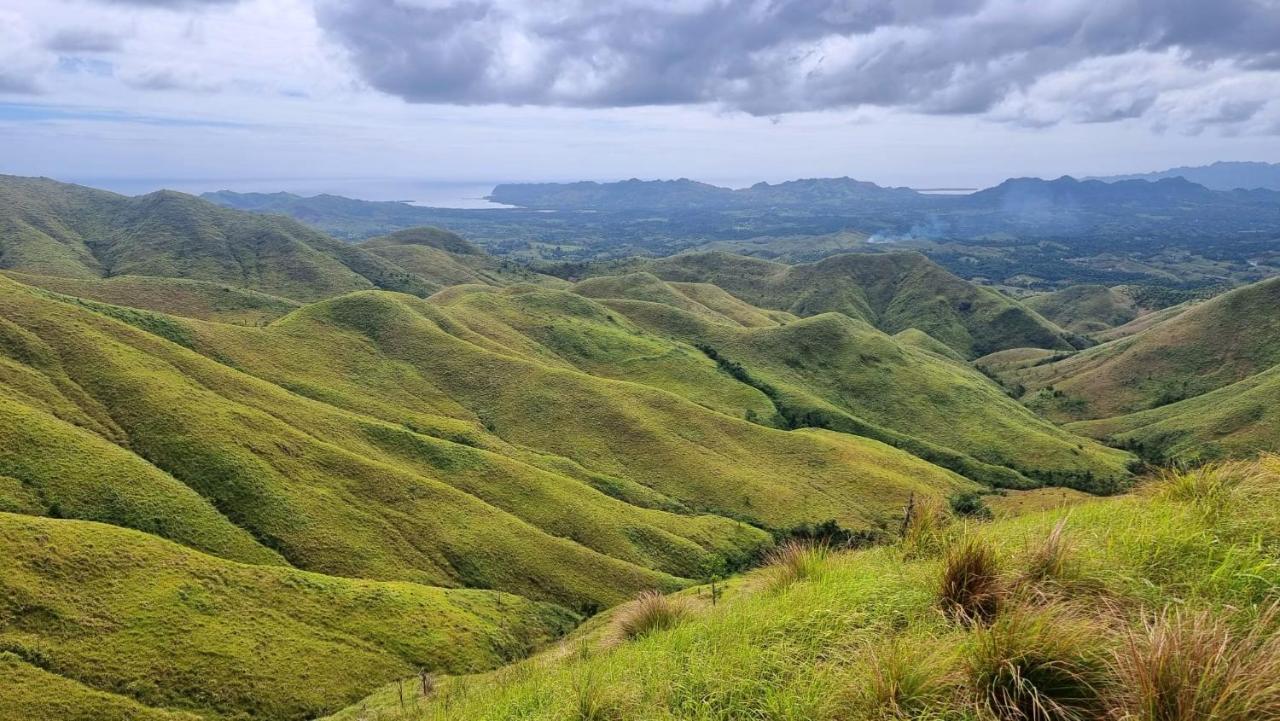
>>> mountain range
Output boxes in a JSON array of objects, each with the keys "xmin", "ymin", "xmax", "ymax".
[{"xmin": 1090, "ymin": 160, "xmax": 1280, "ymax": 191}]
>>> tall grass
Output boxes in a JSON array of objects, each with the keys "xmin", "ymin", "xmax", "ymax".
[
  {"xmin": 940, "ymin": 537, "xmax": 1004, "ymax": 625},
  {"xmin": 967, "ymin": 604, "xmax": 1110, "ymax": 721},
  {"xmin": 859, "ymin": 638, "xmax": 958, "ymax": 718},
  {"xmin": 763, "ymin": 540, "xmax": 830, "ymax": 590},
  {"xmin": 1109, "ymin": 606, "xmax": 1280, "ymax": 721}
]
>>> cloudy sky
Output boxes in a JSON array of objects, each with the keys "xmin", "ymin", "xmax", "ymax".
[{"xmin": 2, "ymin": 0, "xmax": 1279, "ymax": 195}]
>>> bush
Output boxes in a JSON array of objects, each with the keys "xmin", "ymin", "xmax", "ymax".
[
  {"xmin": 968, "ymin": 604, "xmax": 1109, "ymax": 721},
  {"xmin": 612, "ymin": 590, "xmax": 691, "ymax": 641},
  {"xmin": 1109, "ymin": 606, "xmax": 1280, "ymax": 721},
  {"xmin": 950, "ymin": 491, "xmax": 994, "ymax": 520},
  {"xmin": 940, "ymin": 537, "xmax": 1004, "ymax": 625}
]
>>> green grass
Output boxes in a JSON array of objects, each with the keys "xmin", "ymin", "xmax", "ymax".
[
  {"xmin": 0, "ymin": 270, "xmax": 984, "ymax": 615},
  {"xmin": 325, "ymin": 458, "xmax": 1280, "ymax": 721},
  {"xmin": 1, "ymin": 271, "xmax": 301, "ymax": 324},
  {"xmin": 0, "ymin": 512, "xmax": 576, "ymax": 721}
]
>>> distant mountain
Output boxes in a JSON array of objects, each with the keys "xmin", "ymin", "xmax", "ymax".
[
  {"xmin": 967, "ymin": 175, "xmax": 1218, "ymax": 208},
  {"xmin": 487, "ymin": 177, "xmax": 920, "ymax": 211},
  {"xmin": 202, "ymin": 189, "xmax": 464, "ymax": 241},
  {"xmin": 1090, "ymin": 161, "xmax": 1280, "ymax": 191},
  {"xmin": 0, "ymin": 175, "xmax": 436, "ymax": 300}
]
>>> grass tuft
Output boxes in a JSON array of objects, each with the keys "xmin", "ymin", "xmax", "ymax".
[
  {"xmin": 902, "ymin": 494, "xmax": 952, "ymax": 559},
  {"xmin": 859, "ymin": 638, "xmax": 958, "ymax": 718},
  {"xmin": 764, "ymin": 540, "xmax": 831, "ymax": 590},
  {"xmin": 1109, "ymin": 606, "xmax": 1280, "ymax": 721},
  {"xmin": 612, "ymin": 590, "xmax": 691, "ymax": 641},
  {"xmin": 940, "ymin": 536, "xmax": 1005, "ymax": 625},
  {"xmin": 968, "ymin": 604, "xmax": 1109, "ymax": 721}
]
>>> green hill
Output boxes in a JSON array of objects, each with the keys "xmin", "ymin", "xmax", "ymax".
[
  {"xmin": 325, "ymin": 457, "xmax": 1280, "ymax": 721},
  {"xmin": 999, "ymin": 276, "xmax": 1280, "ymax": 422},
  {"xmin": 0, "ymin": 512, "xmax": 575, "ymax": 721},
  {"xmin": 1024, "ymin": 284, "xmax": 1139, "ymax": 334},
  {"xmin": 567, "ymin": 277, "xmax": 1131, "ymax": 492},
  {"xmin": 0, "ymin": 175, "xmax": 436, "ymax": 301},
  {"xmin": 589, "ymin": 251, "xmax": 1079, "ymax": 358},
  {"xmin": 359, "ymin": 226, "xmax": 560, "ymax": 291}
]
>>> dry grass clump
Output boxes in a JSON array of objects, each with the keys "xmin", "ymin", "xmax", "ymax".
[
  {"xmin": 1109, "ymin": 606, "xmax": 1280, "ymax": 721},
  {"xmin": 940, "ymin": 537, "xmax": 1005, "ymax": 625},
  {"xmin": 612, "ymin": 590, "xmax": 692, "ymax": 641},
  {"xmin": 902, "ymin": 494, "xmax": 952, "ymax": 559},
  {"xmin": 763, "ymin": 540, "xmax": 830, "ymax": 590},
  {"xmin": 968, "ymin": 604, "xmax": 1110, "ymax": 721},
  {"xmin": 860, "ymin": 638, "xmax": 959, "ymax": 718}
]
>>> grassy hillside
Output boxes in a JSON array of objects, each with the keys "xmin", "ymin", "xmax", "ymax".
[
  {"xmin": 0, "ymin": 175, "xmax": 438, "ymax": 301},
  {"xmin": 1000, "ymin": 276, "xmax": 1280, "ymax": 422},
  {"xmin": 1024, "ymin": 284, "xmax": 1138, "ymax": 334},
  {"xmin": 1070, "ymin": 362, "xmax": 1280, "ymax": 462},
  {"xmin": 588, "ymin": 251, "xmax": 1079, "ymax": 358},
  {"xmin": 1, "ymin": 271, "xmax": 300, "ymax": 323},
  {"xmin": 328, "ymin": 457, "xmax": 1280, "ymax": 721},
  {"xmin": 0, "ymin": 272, "xmax": 1012, "ymax": 608},
  {"xmin": 360, "ymin": 226, "xmax": 560, "ymax": 292},
  {"xmin": 0, "ymin": 513, "xmax": 575, "ymax": 721},
  {"xmin": 566, "ymin": 276, "xmax": 1132, "ymax": 492}
]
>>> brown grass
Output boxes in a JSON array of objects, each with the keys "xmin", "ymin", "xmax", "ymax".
[
  {"xmin": 940, "ymin": 537, "xmax": 1005, "ymax": 625},
  {"xmin": 1109, "ymin": 606, "xmax": 1280, "ymax": 721}
]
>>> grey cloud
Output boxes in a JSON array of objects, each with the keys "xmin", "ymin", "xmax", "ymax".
[
  {"xmin": 46, "ymin": 29, "xmax": 125, "ymax": 53},
  {"xmin": 0, "ymin": 73, "xmax": 42, "ymax": 95},
  {"xmin": 315, "ymin": 0, "xmax": 1280, "ymax": 123},
  {"xmin": 95, "ymin": 0, "xmax": 239, "ymax": 7}
]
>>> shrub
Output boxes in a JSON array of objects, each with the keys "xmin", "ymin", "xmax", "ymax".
[
  {"xmin": 1109, "ymin": 606, "xmax": 1280, "ymax": 721},
  {"xmin": 612, "ymin": 590, "xmax": 691, "ymax": 641},
  {"xmin": 950, "ymin": 491, "xmax": 994, "ymax": 520},
  {"xmin": 763, "ymin": 540, "xmax": 830, "ymax": 590},
  {"xmin": 940, "ymin": 537, "xmax": 1004, "ymax": 625},
  {"xmin": 968, "ymin": 604, "xmax": 1110, "ymax": 721}
]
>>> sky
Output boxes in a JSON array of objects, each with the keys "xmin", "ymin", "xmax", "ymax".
[{"xmin": 1, "ymin": 0, "xmax": 1279, "ymax": 196}]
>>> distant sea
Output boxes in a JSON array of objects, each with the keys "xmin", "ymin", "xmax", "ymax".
[{"xmin": 69, "ymin": 177, "xmax": 517, "ymax": 209}]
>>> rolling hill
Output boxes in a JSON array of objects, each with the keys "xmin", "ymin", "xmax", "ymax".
[
  {"xmin": 991, "ymin": 276, "xmax": 1280, "ymax": 423},
  {"xmin": 583, "ymin": 252, "xmax": 1081, "ymax": 358},
  {"xmin": 566, "ymin": 274, "xmax": 1131, "ymax": 492}
]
